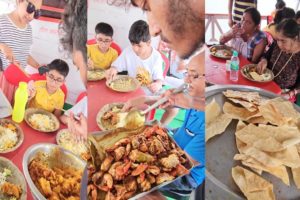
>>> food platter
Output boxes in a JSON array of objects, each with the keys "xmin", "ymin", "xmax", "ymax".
[
  {"xmin": 96, "ymin": 103, "xmax": 125, "ymax": 131},
  {"xmin": 24, "ymin": 108, "xmax": 60, "ymax": 132},
  {"xmin": 0, "ymin": 157, "xmax": 27, "ymax": 200},
  {"xmin": 209, "ymin": 45, "xmax": 234, "ymax": 60},
  {"xmin": 22, "ymin": 143, "xmax": 86, "ymax": 200},
  {"xmin": 241, "ymin": 64, "xmax": 274, "ymax": 83},
  {"xmin": 205, "ymin": 85, "xmax": 300, "ymax": 200},
  {"xmin": 106, "ymin": 75, "xmax": 140, "ymax": 93},
  {"xmin": 87, "ymin": 125, "xmax": 195, "ymax": 200},
  {"xmin": 87, "ymin": 69, "xmax": 106, "ymax": 81},
  {"xmin": 0, "ymin": 119, "xmax": 24, "ymax": 153}
]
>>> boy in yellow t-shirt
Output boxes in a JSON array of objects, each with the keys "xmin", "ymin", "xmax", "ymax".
[
  {"xmin": 87, "ymin": 22, "xmax": 118, "ymax": 70},
  {"xmin": 27, "ymin": 59, "xmax": 69, "ymax": 117}
]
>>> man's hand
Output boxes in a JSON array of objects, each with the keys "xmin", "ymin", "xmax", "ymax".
[{"xmin": 121, "ymin": 96, "xmax": 147, "ymax": 112}]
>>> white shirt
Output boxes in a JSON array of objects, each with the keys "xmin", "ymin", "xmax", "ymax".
[
  {"xmin": 65, "ymin": 96, "xmax": 87, "ymax": 118},
  {"xmin": 0, "ymin": 89, "xmax": 12, "ymax": 118},
  {"xmin": 112, "ymin": 46, "xmax": 164, "ymax": 81}
]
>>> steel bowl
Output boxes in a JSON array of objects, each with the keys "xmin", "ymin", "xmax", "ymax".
[
  {"xmin": 24, "ymin": 108, "xmax": 60, "ymax": 132},
  {"xmin": 0, "ymin": 157, "xmax": 27, "ymax": 200},
  {"xmin": 0, "ymin": 119, "xmax": 24, "ymax": 153},
  {"xmin": 22, "ymin": 143, "xmax": 86, "ymax": 200}
]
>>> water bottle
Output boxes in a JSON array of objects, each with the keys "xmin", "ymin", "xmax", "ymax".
[
  {"xmin": 230, "ymin": 51, "xmax": 240, "ymax": 81},
  {"xmin": 12, "ymin": 82, "xmax": 28, "ymax": 123}
]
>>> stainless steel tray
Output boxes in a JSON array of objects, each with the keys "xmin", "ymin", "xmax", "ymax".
[
  {"xmin": 205, "ymin": 85, "xmax": 300, "ymax": 200},
  {"xmin": 87, "ymin": 126, "xmax": 195, "ymax": 200}
]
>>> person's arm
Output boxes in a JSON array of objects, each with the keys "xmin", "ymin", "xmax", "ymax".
[
  {"xmin": 27, "ymin": 55, "xmax": 40, "ymax": 68},
  {"xmin": 160, "ymin": 107, "xmax": 179, "ymax": 127},
  {"xmin": 251, "ymin": 38, "xmax": 267, "ymax": 63},
  {"xmin": 228, "ymin": 0, "xmax": 234, "ymax": 27},
  {"xmin": 121, "ymin": 95, "xmax": 160, "ymax": 112},
  {"xmin": 0, "ymin": 43, "xmax": 14, "ymax": 63},
  {"xmin": 220, "ymin": 29, "xmax": 235, "ymax": 44}
]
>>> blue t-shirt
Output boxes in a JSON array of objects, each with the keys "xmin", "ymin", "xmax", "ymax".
[{"xmin": 173, "ymin": 109, "xmax": 205, "ymax": 187}]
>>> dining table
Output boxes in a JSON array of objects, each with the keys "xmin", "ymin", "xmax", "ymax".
[
  {"xmin": 1, "ymin": 116, "xmax": 66, "ymax": 200},
  {"xmin": 205, "ymin": 47, "xmax": 282, "ymax": 94},
  {"xmin": 87, "ymin": 79, "xmax": 145, "ymax": 132}
]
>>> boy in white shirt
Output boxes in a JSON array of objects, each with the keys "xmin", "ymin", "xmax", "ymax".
[{"xmin": 106, "ymin": 20, "xmax": 164, "ymax": 94}]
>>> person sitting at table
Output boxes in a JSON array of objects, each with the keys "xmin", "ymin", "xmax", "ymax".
[
  {"xmin": 0, "ymin": 0, "xmax": 42, "ymax": 103},
  {"xmin": 27, "ymin": 59, "xmax": 69, "ymax": 117},
  {"xmin": 220, "ymin": 7, "xmax": 267, "ymax": 63},
  {"xmin": 263, "ymin": 7, "xmax": 295, "ymax": 47},
  {"xmin": 105, "ymin": 20, "xmax": 164, "ymax": 94},
  {"xmin": 257, "ymin": 19, "xmax": 300, "ymax": 101},
  {"xmin": 122, "ymin": 52, "xmax": 205, "ymax": 199},
  {"xmin": 87, "ymin": 22, "xmax": 118, "ymax": 70}
]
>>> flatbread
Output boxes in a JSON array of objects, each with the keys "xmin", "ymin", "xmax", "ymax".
[
  {"xmin": 235, "ymin": 123, "xmax": 300, "ymax": 152},
  {"xmin": 223, "ymin": 102, "xmax": 261, "ymax": 121},
  {"xmin": 292, "ymin": 167, "xmax": 300, "ymax": 189},
  {"xmin": 223, "ymin": 90, "xmax": 261, "ymax": 105},
  {"xmin": 246, "ymin": 116, "xmax": 268, "ymax": 124},
  {"xmin": 206, "ymin": 113, "xmax": 232, "ymax": 142},
  {"xmin": 232, "ymin": 166, "xmax": 275, "ymax": 200},
  {"xmin": 234, "ymin": 154, "xmax": 290, "ymax": 185},
  {"xmin": 206, "ymin": 99, "xmax": 221, "ymax": 124},
  {"xmin": 259, "ymin": 98, "xmax": 300, "ymax": 126},
  {"xmin": 206, "ymin": 99, "xmax": 232, "ymax": 142},
  {"xmin": 249, "ymin": 71, "xmax": 264, "ymax": 81},
  {"xmin": 228, "ymin": 98, "xmax": 258, "ymax": 112}
]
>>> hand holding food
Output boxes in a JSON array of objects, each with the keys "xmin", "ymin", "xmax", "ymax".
[
  {"xmin": 256, "ymin": 59, "xmax": 268, "ymax": 74},
  {"xmin": 27, "ymin": 80, "xmax": 36, "ymax": 100},
  {"xmin": 105, "ymin": 67, "xmax": 118, "ymax": 83}
]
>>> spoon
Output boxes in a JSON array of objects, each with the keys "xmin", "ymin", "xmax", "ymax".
[{"xmin": 124, "ymin": 83, "xmax": 188, "ymax": 129}]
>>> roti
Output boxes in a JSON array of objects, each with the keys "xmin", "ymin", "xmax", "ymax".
[{"xmin": 232, "ymin": 166, "xmax": 275, "ymax": 200}]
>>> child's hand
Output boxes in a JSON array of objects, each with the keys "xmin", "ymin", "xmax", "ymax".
[
  {"xmin": 88, "ymin": 58, "xmax": 94, "ymax": 70},
  {"xmin": 105, "ymin": 67, "xmax": 118, "ymax": 83},
  {"xmin": 148, "ymin": 81, "xmax": 162, "ymax": 94},
  {"xmin": 68, "ymin": 112, "xmax": 87, "ymax": 142},
  {"xmin": 27, "ymin": 80, "xmax": 36, "ymax": 100}
]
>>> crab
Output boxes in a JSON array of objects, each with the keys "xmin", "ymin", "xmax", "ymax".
[
  {"xmin": 160, "ymin": 154, "xmax": 180, "ymax": 169},
  {"xmin": 101, "ymin": 155, "xmax": 114, "ymax": 172},
  {"xmin": 156, "ymin": 173, "xmax": 175, "ymax": 185},
  {"xmin": 87, "ymin": 184, "xmax": 97, "ymax": 200},
  {"xmin": 146, "ymin": 165, "xmax": 160, "ymax": 176},
  {"xmin": 131, "ymin": 163, "xmax": 148, "ymax": 176},
  {"xmin": 170, "ymin": 164, "xmax": 189, "ymax": 177}
]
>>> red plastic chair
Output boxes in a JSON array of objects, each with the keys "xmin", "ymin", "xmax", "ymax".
[
  {"xmin": 76, "ymin": 91, "xmax": 87, "ymax": 103},
  {"xmin": 159, "ymin": 52, "xmax": 170, "ymax": 78},
  {"xmin": 3, "ymin": 64, "xmax": 30, "ymax": 86},
  {"xmin": 30, "ymin": 73, "xmax": 68, "ymax": 101},
  {"xmin": 87, "ymin": 39, "xmax": 122, "ymax": 56}
]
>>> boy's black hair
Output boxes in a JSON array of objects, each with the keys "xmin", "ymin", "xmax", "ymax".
[
  {"xmin": 275, "ymin": 0, "xmax": 286, "ymax": 10},
  {"xmin": 274, "ymin": 7, "xmax": 295, "ymax": 24},
  {"xmin": 48, "ymin": 59, "xmax": 69, "ymax": 78},
  {"xmin": 128, "ymin": 20, "xmax": 151, "ymax": 44},
  {"xmin": 244, "ymin": 7, "xmax": 261, "ymax": 26},
  {"xmin": 296, "ymin": 10, "xmax": 300, "ymax": 20},
  {"xmin": 95, "ymin": 22, "xmax": 114, "ymax": 37}
]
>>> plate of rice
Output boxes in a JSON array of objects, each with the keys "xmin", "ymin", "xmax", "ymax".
[
  {"xmin": 56, "ymin": 129, "xmax": 89, "ymax": 161},
  {"xmin": 0, "ymin": 119, "xmax": 24, "ymax": 153},
  {"xmin": 24, "ymin": 108, "xmax": 60, "ymax": 132}
]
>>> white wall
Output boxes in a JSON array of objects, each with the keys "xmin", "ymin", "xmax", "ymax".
[{"xmin": 88, "ymin": 0, "xmax": 160, "ymax": 49}]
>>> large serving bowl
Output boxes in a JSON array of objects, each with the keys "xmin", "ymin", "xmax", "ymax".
[{"xmin": 22, "ymin": 143, "xmax": 86, "ymax": 200}]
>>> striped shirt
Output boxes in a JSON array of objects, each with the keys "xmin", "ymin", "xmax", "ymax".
[
  {"xmin": 233, "ymin": 0, "xmax": 257, "ymax": 23},
  {"xmin": 0, "ymin": 15, "xmax": 32, "ymax": 70}
]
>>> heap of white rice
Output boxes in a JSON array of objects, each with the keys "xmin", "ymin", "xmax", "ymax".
[
  {"xmin": 29, "ymin": 114, "xmax": 54, "ymax": 131},
  {"xmin": 0, "ymin": 126, "xmax": 18, "ymax": 151},
  {"xmin": 58, "ymin": 130, "xmax": 88, "ymax": 157}
]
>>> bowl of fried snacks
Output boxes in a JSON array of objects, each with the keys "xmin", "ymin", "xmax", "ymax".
[
  {"xmin": 106, "ymin": 75, "xmax": 140, "ymax": 93},
  {"xmin": 23, "ymin": 143, "xmax": 86, "ymax": 200}
]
